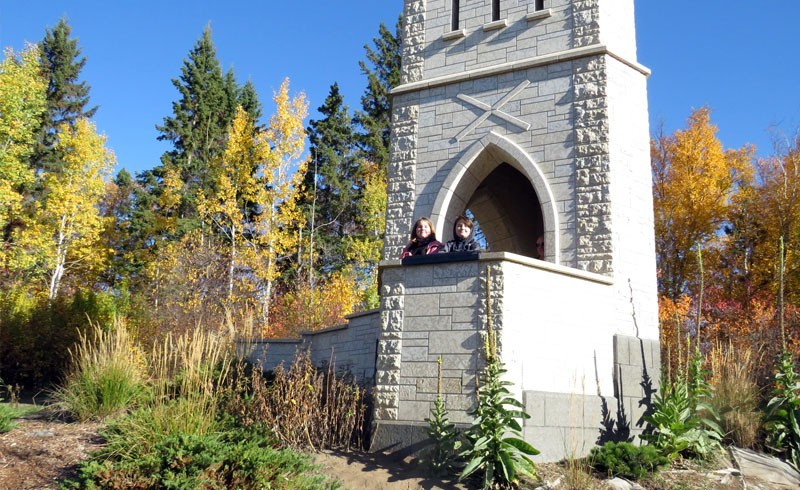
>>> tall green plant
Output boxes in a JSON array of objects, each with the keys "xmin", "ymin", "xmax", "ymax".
[
  {"xmin": 423, "ymin": 357, "xmax": 461, "ymax": 475},
  {"xmin": 459, "ymin": 269, "xmax": 539, "ymax": 488},
  {"xmin": 460, "ymin": 328, "xmax": 539, "ymax": 488}
]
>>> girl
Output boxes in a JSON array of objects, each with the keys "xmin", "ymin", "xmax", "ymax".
[
  {"xmin": 401, "ymin": 217, "xmax": 443, "ymax": 258},
  {"xmin": 442, "ymin": 215, "xmax": 481, "ymax": 253}
]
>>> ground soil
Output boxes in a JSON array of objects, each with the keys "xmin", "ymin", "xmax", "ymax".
[{"xmin": 0, "ymin": 411, "xmax": 782, "ymax": 489}]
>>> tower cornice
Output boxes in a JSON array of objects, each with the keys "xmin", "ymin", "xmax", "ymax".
[{"xmin": 392, "ymin": 44, "xmax": 650, "ymax": 96}]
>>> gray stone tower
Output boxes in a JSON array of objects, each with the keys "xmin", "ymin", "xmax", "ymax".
[{"xmin": 373, "ymin": 0, "xmax": 661, "ymax": 461}]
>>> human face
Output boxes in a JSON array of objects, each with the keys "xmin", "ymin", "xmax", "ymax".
[
  {"xmin": 536, "ymin": 236, "xmax": 545, "ymax": 258},
  {"xmin": 455, "ymin": 220, "xmax": 471, "ymax": 239},
  {"xmin": 416, "ymin": 221, "xmax": 432, "ymax": 240}
]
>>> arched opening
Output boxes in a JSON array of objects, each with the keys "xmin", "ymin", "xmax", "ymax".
[
  {"xmin": 465, "ymin": 163, "xmax": 542, "ymax": 257},
  {"xmin": 430, "ymin": 131, "xmax": 558, "ymax": 263}
]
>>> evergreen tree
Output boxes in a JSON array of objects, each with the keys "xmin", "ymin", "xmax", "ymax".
[
  {"xmin": 155, "ymin": 25, "xmax": 236, "ymax": 224},
  {"xmin": 301, "ymin": 83, "xmax": 359, "ymax": 279},
  {"xmin": 32, "ymin": 18, "xmax": 98, "ymax": 175},
  {"xmin": 354, "ymin": 16, "xmax": 402, "ymax": 173}
]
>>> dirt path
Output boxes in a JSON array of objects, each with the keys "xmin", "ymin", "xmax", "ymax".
[{"xmin": 0, "ymin": 412, "xmax": 103, "ymax": 489}]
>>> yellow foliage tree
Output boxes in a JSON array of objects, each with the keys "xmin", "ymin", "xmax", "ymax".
[
  {"xmin": 21, "ymin": 119, "xmax": 115, "ymax": 299},
  {"xmin": 252, "ymin": 79, "xmax": 308, "ymax": 326},
  {"xmin": 749, "ymin": 137, "xmax": 800, "ymax": 302},
  {"xmin": 343, "ymin": 159, "xmax": 387, "ymax": 308},
  {"xmin": 198, "ymin": 79, "xmax": 307, "ymax": 327},
  {"xmin": 652, "ymin": 108, "xmax": 753, "ymax": 299},
  {"xmin": 0, "ymin": 45, "xmax": 47, "ymax": 271},
  {"xmin": 270, "ymin": 267, "xmax": 362, "ymax": 338}
]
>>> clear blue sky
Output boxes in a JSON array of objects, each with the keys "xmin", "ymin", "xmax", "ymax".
[{"xmin": 1, "ymin": 1, "xmax": 798, "ymax": 176}]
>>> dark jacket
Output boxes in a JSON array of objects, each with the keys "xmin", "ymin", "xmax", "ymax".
[
  {"xmin": 401, "ymin": 237, "xmax": 444, "ymax": 258},
  {"xmin": 442, "ymin": 223, "xmax": 481, "ymax": 253}
]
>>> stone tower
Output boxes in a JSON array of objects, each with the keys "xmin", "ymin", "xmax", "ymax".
[{"xmin": 373, "ymin": 0, "xmax": 660, "ymax": 461}]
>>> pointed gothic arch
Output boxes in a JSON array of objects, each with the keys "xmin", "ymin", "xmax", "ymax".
[{"xmin": 429, "ymin": 131, "xmax": 559, "ymax": 263}]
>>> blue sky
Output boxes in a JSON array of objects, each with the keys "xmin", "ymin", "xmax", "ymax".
[{"xmin": 1, "ymin": 1, "xmax": 798, "ymax": 176}]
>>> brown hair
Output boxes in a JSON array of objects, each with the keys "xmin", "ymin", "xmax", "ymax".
[
  {"xmin": 411, "ymin": 217, "xmax": 437, "ymax": 242},
  {"xmin": 454, "ymin": 215, "xmax": 473, "ymax": 230}
]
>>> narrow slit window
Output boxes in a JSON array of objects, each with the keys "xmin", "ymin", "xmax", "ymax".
[
  {"xmin": 492, "ymin": 0, "xmax": 501, "ymax": 21},
  {"xmin": 452, "ymin": 0, "xmax": 460, "ymax": 31},
  {"xmin": 535, "ymin": 0, "xmax": 544, "ymax": 11}
]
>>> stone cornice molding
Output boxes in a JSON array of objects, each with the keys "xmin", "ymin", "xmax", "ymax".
[{"xmin": 391, "ymin": 45, "xmax": 650, "ymax": 95}]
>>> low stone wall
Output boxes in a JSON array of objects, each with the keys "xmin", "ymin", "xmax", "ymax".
[{"xmin": 237, "ymin": 309, "xmax": 381, "ymax": 384}]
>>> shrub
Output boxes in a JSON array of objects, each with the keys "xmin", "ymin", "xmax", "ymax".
[
  {"xmin": 0, "ymin": 288, "xmax": 123, "ymax": 389},
  {"xmin": 590, "ymin": 441, "xmax": 668, "ymax": 480},
  {"xmin": 51, "ymin": 318, "xmax": 148, "ymax": 421},
  {"xmin": 0, "ymin": 404, "xmax": 16, "ymax": 433},
  {"xmin": 225, "ymin": 351, "xmax": 367, "ymax": 451},
  {"xmin": 422, "ymin": 357, "xmax": 462, "ymax": 476},
  {"xmin": 66, "ymin": 428, "xmax": 341, "ymax": 489},
  {"xmin": 764, "ymin": 351, "xmax": 800, "ymax": 469}
]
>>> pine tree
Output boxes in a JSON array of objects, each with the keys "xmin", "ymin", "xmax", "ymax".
[
  {"xmin": 354, "ymin": 16, "xmax": 402, "ymax": 173},
  {"xmin": 155, "ymin": 25, "xmax": 237, "ymax": 224},
  {"xmin": 301, "ymin": 83, "xmax": 359, "ymax": 280},
  {"xmin": 32, "ymin": 18, "xmax": 98, "ymax": 176}
]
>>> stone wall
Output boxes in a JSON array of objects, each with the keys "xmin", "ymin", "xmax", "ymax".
[
  {"xmin": 238, "ymin": 310, "xmax": 381, "ymax": 384},
  {"xmin": 372, "ymin": 253, "xmax": 659, "ymax": 461}
]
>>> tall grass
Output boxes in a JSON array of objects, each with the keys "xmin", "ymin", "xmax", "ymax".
[
  {"xmin": 52, "ymin": 318, "xmax": 147, "ymax": 421},
  {"xmin": 708, "ymin": 342, "xmax": 762, "ymax": 448}
]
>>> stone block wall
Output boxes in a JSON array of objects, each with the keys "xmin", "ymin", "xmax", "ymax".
[
  {"xmin": 522, "ymin": 335, "xmax": 660, "ymax": 462},
  {"xmin": 238, "ymin": 309, "xmax": 381, "ymax": 384},
  {"xmin": 372, "ymin": 254, "xmax": 660, "ymax": 461}
]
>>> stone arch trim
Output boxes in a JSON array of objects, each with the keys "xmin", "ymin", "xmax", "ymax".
[{"xmin": 430, "ymin": 131, "xmax": 560, "ymax": 264}]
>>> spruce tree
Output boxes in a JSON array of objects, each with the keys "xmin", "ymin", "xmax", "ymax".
[
  {"xmin": 32, "ymin": 18, "xmax": 98, "ymax": 175},
  {"xmin": 302, "ymin": 83, "xmax": 359, "ymax": 279},
  {"xmin": 155, "ymin": 25, "xmax": 236, "ymax": 223},
  {"xmin": 354, "ymin": 16, "xmax": 402, "ymax": 173}
]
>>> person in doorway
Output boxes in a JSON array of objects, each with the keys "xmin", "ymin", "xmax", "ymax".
[
  {"xmin": 401, "ymin": 217, "xmax": 443, "ymax": 258},
  {"xmin": 535, "ymin": 235, "xmax": 545, "ymax": 260},
  {"xmin": 442, "ymin": 215, "xmax": 481, "ymax": 253}
]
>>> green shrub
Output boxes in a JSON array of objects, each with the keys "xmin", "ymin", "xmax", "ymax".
[
  {"xmin": 51, "ymin": 319, "xmax": 148, "ymax": 421},
  {"xmin": 764, "ymin": 351, "xmax": 800, "ymax": 469},
  {"xmin": 66, "ymin": 429, "xmax": 341, "ymax": 489},
  {"xmin": 590, "ymin": 441, "xmax": 668, "ymax": 480},
  {"xmin": 0, "ymin": 289, "xmax": 124, "ymax": 389}
]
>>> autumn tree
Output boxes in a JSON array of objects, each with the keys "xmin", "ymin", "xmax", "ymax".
[
  {"xmin": 21, "ymin": 119, "xmax": 115, "ymax": 299},
  {"xmin": 196, "ymin": 80, "xmax": 307, "ymax": 327},
  {"xmin": 743, "ymin": 136, "xmax": 800, "ymax": 303},
  {"xmin": 198, "ymin": 106, "xmax": 268, "ymax": 302},
  {"xmin": 32, "ymin": 18, "xmax": 98, "ymax": 176},
  {"xmin": 0, "ymin": 45, "xmax": 48, "ymax": 277},
  {"xmin": 652, "ymin": 108, "xmax": 753, "ymax": 299}
]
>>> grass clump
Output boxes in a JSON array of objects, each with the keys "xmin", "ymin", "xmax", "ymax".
[
  {"xmin": 708, "ymin": 343, "xmax": 762, "ymax": 448},
  {"xmin": 51, "ymin": 318, "xmax": 148, "ymax": 421},
  {"xmin": 590, "ymin": 441, "xmax": 669, "ymax": 480}
]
